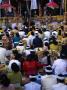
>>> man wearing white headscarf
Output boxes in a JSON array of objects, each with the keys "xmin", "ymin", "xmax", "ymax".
[{"xmin": 41, "ymin": 65, "xmax": 57, "ymax": 90}]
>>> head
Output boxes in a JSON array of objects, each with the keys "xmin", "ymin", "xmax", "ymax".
[
  {"xmin": 30, "ymin": 52, "xmax": 38, "ymax": 61},
  {"xmin": 60, "ymin": 45, "xmax": 67, "ymax": 59},
  {"xmin": 58, "ymin": 30, "xmax": 61, "ymax": 35},
  {"xmin": 57, "ymin": 74, "xmax": 65, "ymax": 83},
  {"xmin": 14, "ymin": 27, "xmax": 18, "ymax": 30},
  {"xmin": 16, "ymin": 33, "xmax": 20, "ymax": 37},
  {"xmin": 6, "ymin": 32, "xmax": 10, "ymax": 38},
  {"xmin": 38, "ymin": 29, "xmax": 42, "ymax": 34},
  {"xmin": 12, "ymin": 49, "xmax": 22, "ymax": 60},
  {"xmin": 11, "ymin": 63, "xmax": 20, "ymax": 72},
  {"xmin": 45, "ymin": 65, "xmax": 52, "ymax": 75},
  {"xmin": 44, "ymin": 42, "xmax": 50, "ymax": 49},
  {"xmin": 0, "ymin": 73, "xmax": 10, "ymax": 87},
  {"xmin": 35, "ymin": 31, "xmax": 39, "ymax": 37},
  {"xmin": 31, "ymin": 31, "xmax": 34, "ymax": 36},
  {"xmin": 29, "ymin": 76, "xmax": 36, "ymax": 82}
]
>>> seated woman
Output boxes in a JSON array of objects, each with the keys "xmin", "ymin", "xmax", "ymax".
[{"xmin": 7, "ymin": 63, "xmax": 22, "ymax": 90}]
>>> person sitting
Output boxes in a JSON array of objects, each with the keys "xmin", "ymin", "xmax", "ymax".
[
  {"xmin": 52, "ymin": 74, "xmax": 67, "ymax": 90},
  {"xmin": 41, "ymin": 65, "xmax": 57, "ymax": 90},
  {"xmin": 0, "ymin": 73, "xmax": 15, "ymax": 90},
  {"xmin": 33, "ymin": 32, "xmax": 43, "ymax": 48},
  {"xmin": 7, "ymin": 63, "xmax": 22, "ymax": 90},
  {"xmin": 24, "ymin": 76, "xmax": 41, "ymax": 90}
]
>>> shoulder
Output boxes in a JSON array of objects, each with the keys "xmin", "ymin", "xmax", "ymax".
[
  {"xmin": 0, "ymin": 85, "xmax": 2, "ymax": 89},
  {"xmin": 9, "ymin": 84, "xmax": 15, "ymax": 87},
  {"xmin": 41, "ymin": 75, "xmax": 47, "ymax": 80},
  {"xmin": 9, "ymin": 84, "xmax": 15, "ymax": 90},
  {"xmin": 52, "ymin": 84, "xmax": 59, "ymax": 89},
  {"xmin": 24, "ymin": 83, "xmax": 31, "ymax": 87},
  {"xmin": 53, "ymin": 59, "xmax": 62, "ymax": 64}
]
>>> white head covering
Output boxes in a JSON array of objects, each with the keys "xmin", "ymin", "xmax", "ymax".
[
  {"xmin": 57, "ymin": 74, "xmax": 64, "ymax": 80},
  {"xmin": 8, "ymin": 59, "xmax": 21, "ymax": 71},
  {"xmin": 45, "ymin": 65, "xmax": 52, "ymax": 73}
]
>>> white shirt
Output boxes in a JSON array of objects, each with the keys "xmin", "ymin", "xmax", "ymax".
[
  {"xmin": 19, "ymin": 31, "xmax": 25, "ymax": 38},
  {"xmin": 41, "ymin": 75, "xmax": 57, "ymax": 90},
  {"xmin": 27, "ymin": 35, "xmax": 35, "ymax": 47},
  {"xmin": 12, "ymin": 23, "xmax": 17, "ymax": 29},
  {"xmin": 52, "ymin": 31, "xmax": 58, "ymax": 38},
  {"xmin": 24, "ymin": 82, "xmax": 41, "ymax": 90},
  {"xmin": 52, "ymin": 83, "xmax": 67, "ymax": 90},
  {"xmin": 0, "ymin": 47, "xmax": 7, "ymax": 64},
  {"xmin": 16, "ymin": 45, "xmax": 25, "ymax": 54},
  {"xmin": 52, "ymin": 59, "xmax": 67, "ymax": 75},
  {"xmin": 44, "ymin": 31, "xmax": 51, "ymax": 40}
]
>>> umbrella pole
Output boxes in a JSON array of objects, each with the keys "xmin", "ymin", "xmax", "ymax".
[
  {"xmin": 64, "ymin": 0, "xmax": 67, "ymax": 24},
  {"xmin": 26, "ymin": 0, "xmax": 31, "ymax": 27},
  {"xmin": 0, "ymin": 7, "xmax": 1, "ymax": 27},
  {"xmin": 60, "ymin": 1, "xmax": 62, "ymax": 15},
  {"xmin": 65, "ymin": 0, "xmax": 66, "ymax": 12}
]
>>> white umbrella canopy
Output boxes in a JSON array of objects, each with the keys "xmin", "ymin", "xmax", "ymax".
[{"xmin": 31, "ymin": 0, "xmax": 37, "ymax": 10}]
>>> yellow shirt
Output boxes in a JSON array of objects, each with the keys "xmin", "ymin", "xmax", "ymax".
[
  {"xmin": 27, "ymin": 31, "xmax": 31, "ymax": 36},
  {"xmin": 58, "ymin": 35, "xmax": 62, "ymax": 41},
  {"xmin": 0, "ymin": 29, "xmax": 3, "ymax": 33},
  {"xmin": 62, "ymin": 37, "xmax": 67, "ymax": 44},
  {"xmin": 50, "ymin": 44, "xmax": 59, "ymax": 51},
  {"xmin": 7, "ymin": 71, "xmax": 22, "ymax": 84}
]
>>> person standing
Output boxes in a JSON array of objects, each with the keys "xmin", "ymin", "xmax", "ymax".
[
  {"xmin": 41, "ymin": 65, "xmax": 57, "ymax": 90},
  {"xmin": 52, "ymin": 74, "xmax": 67, "ymax": 90},
  {"xmin": 52, "ymin": 44, "xmax": 67, "ymax": 75}
]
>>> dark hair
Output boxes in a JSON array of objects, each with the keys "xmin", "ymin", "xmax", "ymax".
[
  {"xmin": 27, "ymin": 52, "xmax": 38, "ymax": 61},
  {"xmin": 45, "ymin": 66, "xmax": 52, "ymax": 75},
  {"xmin": 6, "ymin": 32, "xmax": 10, "ymax": 38},
  {"xmin": 58, "ymin": 30, "xmax": 61, "ymax": 35},
  {"xmin": 12, "ymin": 50, "xmax": 22, "ymax": 60},
  {"xmin": 30, "ymin": 78, "xmax": 36, "ymax": 82},
  {"xmin": 14, "ymin": 27, "xmax": 18, "ymax": 30},
  {"xmin": 57, "ymin": 78, "xmax": 64, "ymax": 83},
  {"xmin": 11, "ymin": 63, "xmax": 20, "ymax": 72},
  {"xmin": 16, "ymin": 33, "xmax": 20, "ymax": 37},
  {"xmin": 61, "ymin": 26, "xmax": 64, "ymax": 30},
  {"xmin": 31, "ymin": 31, "xmax": 34, "ymax": 36},
  {"xmin": 38, "ymin": 29, "xmax": 42, "ymax": 34},
  {"xmin": 46, "ymin": 72, "xmax": 52, "ymax": 75},
  {"xmin": 26, "ymin": 54, "xmax": 32, "ymax": 61},
  {"xmin": 57, "ymin": 74, "xmax": 64, "ymax": 83},
  {"xmin": 0, "ymin": 73, "xmax": 10, "ymax": 87},
  {"xmin": 45, "ymin": 42, "xmax": 50, "ymax": 49},
  {"xmin": 53, "ymin": 40, "xmax": 58, "ymax": 45},
  {"xmin": 60, "ymin": 44, "xmax": 67, "ymax": 59}
]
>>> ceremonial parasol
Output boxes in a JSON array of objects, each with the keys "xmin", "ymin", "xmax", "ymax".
[
  {"xmin": 47, "ymin": 1, "xmax": 59, "ymax": 9},
  {"xmin": 0, "ymin": 3, "xmax": 12, "ymax": 9}
]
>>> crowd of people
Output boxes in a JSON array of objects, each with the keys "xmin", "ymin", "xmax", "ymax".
[{"xmin": 0, "ymin": 19, "xmax": 67, "ymax": 90}]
